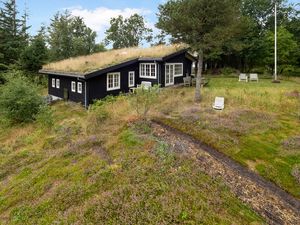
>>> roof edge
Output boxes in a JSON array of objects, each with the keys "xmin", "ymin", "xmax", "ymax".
[{"xmin": 39, "ymin": 69, "xmax": 86, "ymax": 78}]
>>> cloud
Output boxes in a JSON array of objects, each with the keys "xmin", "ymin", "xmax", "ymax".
[{"xmin": 69, "ymin": 6, "xmax": 152, "ymax": 42}]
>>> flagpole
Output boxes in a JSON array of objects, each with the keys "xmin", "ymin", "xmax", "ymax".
[{"xmin": 274, "ymin": 2, "xmax": 277, "ymax": 81}]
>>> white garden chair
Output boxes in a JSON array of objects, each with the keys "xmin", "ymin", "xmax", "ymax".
[
  {"xmin": 213, "ymin": 97, "xmax": 225, "ymax": 110},
  {"xmin": 239, "ymin": 73, "xmax": 248, "ymax": 82},
  {"xmin": 137, "ymin": 81, "xmax": 152, "ymax": 90},
  {"xmin": 249, "ymin": 73, "xmax": 259, "ymax": 82},
  {"xmin": 183, "ymin": 76, "xmax": 192, "ymax": 87}
]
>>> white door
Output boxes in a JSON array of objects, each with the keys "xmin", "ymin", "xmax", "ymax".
[{"xmin": 165, "ymin": 64, "xmax": 174, "ymax": 86}]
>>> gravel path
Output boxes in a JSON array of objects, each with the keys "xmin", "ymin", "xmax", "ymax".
[{"xmin": 151, "ymin": 121, "xmax": 300, "ymax": 225}]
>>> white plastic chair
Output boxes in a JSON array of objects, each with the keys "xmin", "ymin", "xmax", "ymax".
[
  {"xmin": 239, "ymin": 73, "xmax": 248, "ymax": 82},
  {"xmin": 213, "ymin": 97, "xmax": 225, "ymax": 110},
  {"xmin": 249, "ymin": 73, "xmax": 259, "ymax": 82},
  {"xmin": 137, "ymin": 81, "xmax": 152, "ymax": 90},
  {"xmin": 183, "ymin": 76, "xmax": 192, "ymax": 87}
]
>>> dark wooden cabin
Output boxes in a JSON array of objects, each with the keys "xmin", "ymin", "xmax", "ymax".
[{"xmin": 40, "ymin": 45, "xmax": 196, "ymax": 107}]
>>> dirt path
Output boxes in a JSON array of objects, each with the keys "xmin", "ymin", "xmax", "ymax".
[{"xmin": 151, "ymin": 121, "xmax": 300, "ymax": 225}]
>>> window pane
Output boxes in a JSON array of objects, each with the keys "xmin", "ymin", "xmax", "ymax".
[
  {"xmin": 174, "ymin": 64, "xmax": 183, "ymax": 76},
  {"xmin": 56, "ymin": 79, "xmax": 60, "ymax": 88},
  {"xmin": 151, "ymin": 64, "xmax": 155, "ymax": 77}
]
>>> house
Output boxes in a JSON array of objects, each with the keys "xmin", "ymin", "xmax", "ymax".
[{"xmin": 39, "ymin": 45, "xmax": 196, "ymax": 107}]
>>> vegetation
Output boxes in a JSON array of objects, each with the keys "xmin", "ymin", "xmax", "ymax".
[
  {"xmin": 20, "ymin": 27, "xmax": 48, "ymax": 72},
  {"xmin": 157, "ymin": 0, "xmax": 242, "ymax": 101},
  {"xmin": 0, "ymin": 75, "xmax": 44, "ymax": 124},
  {"xmin": 0, "ymin": 0, "xmax": 29, "ymax": 66},
  {"xmin": 130, "ymin": 85, "xmax": 160, "ymax": 119},
  {"xmin": 48, "ymin": 11, "xmax": 98, "ymax": 61},
  {"xmin": 105, "ymin": 14, "xmax": 153, "ymax": 49},
  {"xmin": 0, "ymin": 97, "xmax": 263, "ymax": 224},
  {"xmin": 154, "ymin": 77, "xmax": 300, "ymax": 197},
  {"xmin": 42, "ymin": 44, "xmax": 186, "ymax": 73}
]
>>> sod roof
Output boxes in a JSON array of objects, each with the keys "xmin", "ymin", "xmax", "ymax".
[{"xmin": 41, "ymin": 44, "xmax": 188, "ymax": 75}]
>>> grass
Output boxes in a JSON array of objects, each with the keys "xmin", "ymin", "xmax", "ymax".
[
  {"xmin": 42, "ymin": 44, "xmax": 187, "ymax": 74},
  {"xmin": 0, "ymin": 96, "xmax": 263, "ymax": 224},
  {"xmin": 155, "ymin": 77, "xmax": 300, "ymax": 198}
]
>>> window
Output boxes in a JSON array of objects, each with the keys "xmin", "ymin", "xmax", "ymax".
[
  {"xmin": 140, "ymin": 63, "xmax": 156, "ymax": 78},
  {"xmin": 174, "ymin": 63, "xmax": 183, "ymax": 77},
  {"xmin": 71, "ymin": 81, "xmax": 76, "ymax": 92},
  {"xmin": 128, "ymin": 71, "xmax": 135, "ymax": 87},
  {"xmin": 56, "ymin": 79, "xmax": 60, "ymax": 89},
  {"xmin": 107, "ymin": 72, "xmax": 120, "ymax": 91},
  {"xmin": 77, "ymin": 82, "xmax": 82, "ymax": 94},
  {"xmin": 52, "ymin": 78, "xmax": 56, "ymax": 88}
]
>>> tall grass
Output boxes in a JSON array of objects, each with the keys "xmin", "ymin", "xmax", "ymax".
[
  {"xmin": 0, "ymin": 98, "xmax": 263, "ymax": 224},
  {"xmin": 155, "ymin": 77, "xmax": 300, "ymax": 197}
]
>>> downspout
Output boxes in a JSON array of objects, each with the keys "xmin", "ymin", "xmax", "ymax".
[
  {"xmin": 156, "ymin": 61, "xmax": 160, "ymax": 85},
  {"xmin": 84, "ymin": 80, "xmax": 87, "ymax": 109}
]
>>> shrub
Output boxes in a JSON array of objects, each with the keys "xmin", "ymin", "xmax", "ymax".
[
  {"xmin": 0, "ymin": 76, "xmax": 44, "ymax": 123},
  {"xmin": 35, "ymin": 105, "xmax": 54, "ymax": 129},
  {"xmin": 250, "ymin": 67, "xmax": 266, "ymax": 74},
  {"xmin": 129, "ymin": 85, "xmax": 160, "ymax": 119},
  {"xmin": 89, "ymin": 99, "xmax": 110, "ymax": 122},
  {"xmin": 220, "ymin": 67, "xmax": 236, "ymax": 75}
]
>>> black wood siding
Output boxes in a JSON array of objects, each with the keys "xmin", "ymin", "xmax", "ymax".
[
  {"xmin": 48, "ymin": 75, "xmax": 86, "ymax": 105},
  {"xmin": 87, "ymin": 61, "xmax": 160, "ymax": 104},
  {"xmin": 160, "ymin": 53, "xmax": 193, "ymax": 87},
  {"xmin": 46, "ymin": 51, "xmax": 194, "ymax": 106}
]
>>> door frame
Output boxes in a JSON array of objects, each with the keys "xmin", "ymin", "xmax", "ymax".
[{"xmin": 165, "ymin": 64, "xmax": 175, "ymax": 87}]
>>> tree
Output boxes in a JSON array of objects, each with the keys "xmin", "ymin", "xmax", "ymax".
[
  {"xmin": 157, "ymin": 0, "xmax": 240, "ymax": 102},
  {"xmin": 94, "ymin": 42, "xmax": 107, "ymax": 53},
  {"xmin": 105, "ymin": 14, "xmax": 153, "ymax": 49},
  {"xmin": 20, "ymin": 26, "xmax": 48, "ymax": 72},
  {"xmin": 0, "ymin": 0, "xmax": 29, "ymax": 66},
  {"xmin": 48, "ymin": 11, "xmax": 97, "ymax": 61},
  {"xmin": 263, "ymin": 26, "xmax": 299, "ymax": 74}
]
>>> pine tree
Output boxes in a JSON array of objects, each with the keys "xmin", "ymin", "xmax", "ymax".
[
  {"xmin": 0, "ymin": 0, "xmax": 29, "ymax": 66},
  {"xmin": 20, "ymin": 26, "xmax": 48, "ymax": 72}
]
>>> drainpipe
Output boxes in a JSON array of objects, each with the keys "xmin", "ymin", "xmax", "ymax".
[
  {"xmin": 156, "ymin": 61, "xmax": 160, "ymax": 86},
  {"xmin": 84, "ymin": 80, "xmax": 87, "ymax": 109}
]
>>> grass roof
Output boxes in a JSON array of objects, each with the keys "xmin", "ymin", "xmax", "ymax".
[{"xmin": 42, "ymin": 44, "xmax": 187, "ymax": 74}]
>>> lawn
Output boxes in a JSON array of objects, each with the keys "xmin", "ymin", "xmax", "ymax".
[
  {"xmin": 156, "ymin": 77, "xmax": 300, "ymax": 198},
  {"xmin": 0, "ymin": 98, "xmax": 263, "ymax": 224}
]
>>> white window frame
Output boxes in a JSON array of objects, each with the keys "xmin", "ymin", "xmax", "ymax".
[
  {"xmin": 71, "ymin": 81, "xmax": 76, "ymax": 92},
  {"xmin": 56, "ymin": 79, "xmax": 60, "ymax": 89},
  {"xmin": 139, "ymin": 63, "xmax": 157, "ymax": 79},
  {"xmin": 128, "ymin": 71, "xmax": 135, "ymax": 87},
  {"xmin": 166, "ymin": 63, "xmax": 183, "ymax": 77},
  {"xmin": 52, "ymin": 78, "xmax": 55, "ymax": 88},
  {"xmin": 107, "ymin": 72, "xmax": 121, "ymax": 91},
  {"xmin": 173, "ymin": 63, "xmax": 183, "ymax": 77},
  {"xmin": 77, "ymin": 82, "xmax": 82, "ymax": 94}
]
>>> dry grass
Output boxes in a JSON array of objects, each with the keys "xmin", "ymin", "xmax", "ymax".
[
  {"xmin": 0, "ymin": 96, "xmax": 263, "ymax": 224},
  {"xmin": 42, "ymin": 44, "xmax": 187, "ymax": 74},
  {"xmin": 154, "ymin": 77, "xmax": 300, "ymax": 197}
]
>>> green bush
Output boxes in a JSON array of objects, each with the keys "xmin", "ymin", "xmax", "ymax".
[
  {"xmin": 129, "ymin": 85, "xmax": 160, "ymax": 119},
  {"xmin": 0, "ymin": 76, "xmax": 44, "ymax": 123},
  {"xmin": 250, "ymin": 67, "xmax": 266, "ymax": 74},
  {"xmin": 35, "ymin": 105, "xmax": 54, "ymax": 129},
  {"xmin": 220, "ymin": 67, "xmax": 237, "ymax": 75}
]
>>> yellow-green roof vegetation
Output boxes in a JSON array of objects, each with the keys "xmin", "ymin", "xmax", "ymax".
[{"xmin": 42, "ymin": 44, "xmax": 187, "ymax": 74}]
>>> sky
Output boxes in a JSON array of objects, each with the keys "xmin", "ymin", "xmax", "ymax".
[
  {"xmin": 15, "ymin": 0, "xmax": 166, "ymax": 42},
  {"xmin": 11, "ymin": 0, "xmax": 300, "ymax": 43}
]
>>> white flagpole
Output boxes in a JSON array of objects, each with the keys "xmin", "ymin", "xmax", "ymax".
[{"xmin": 274, "ymin": 2, "xmax": 277, "ymax": 81}]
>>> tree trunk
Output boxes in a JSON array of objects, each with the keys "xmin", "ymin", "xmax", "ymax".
[{"xmin": 195, "ymin": 51, "xmax": 203, "ymax": 102}]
